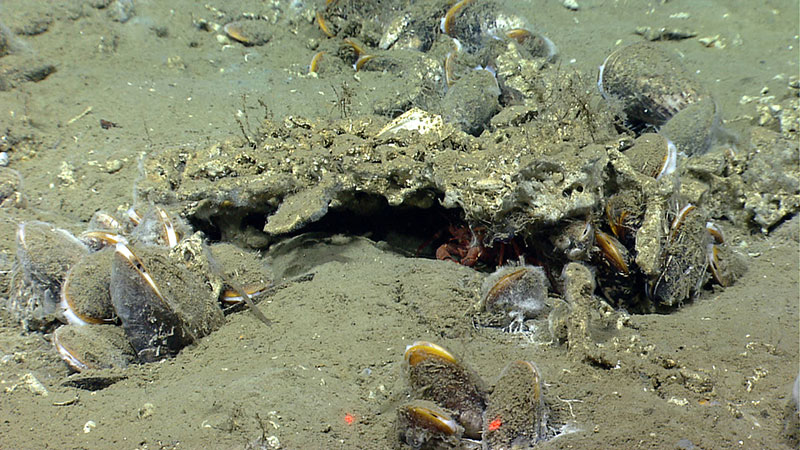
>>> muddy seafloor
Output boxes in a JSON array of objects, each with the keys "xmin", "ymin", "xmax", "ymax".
[{"xmin": 0, "ymin": 0, "xmax": 798, "ymax": 449}]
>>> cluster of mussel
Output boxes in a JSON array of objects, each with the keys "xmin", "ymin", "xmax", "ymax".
[
  {"xmin": 397, "ymin": 341, "xmax": 548, "ymax": 450},
  {"xmin": 584, "ymin": 41, "xmax": 743, "ymax": 311},
  {"xmin": 9, "ymin": 206, "xmax": 271, "ymax": 371},
  {"xmin": 313, "ymin": 0, "xmax": 557, "ymax": 134},
  {"xmin": 470, "ymin": 41, "xmax": 745, "ymax": 318}
]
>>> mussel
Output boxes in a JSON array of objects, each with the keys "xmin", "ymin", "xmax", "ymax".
[
  {"xmin": 403, "ymin": 341, "xmax": 487, "ymax": 439},
  {"xmin": 111, "ymin": 242, "xmax": 224, "ymax": 362},
  {"xmin": 483, "ymin": 360, "xmax": 548, "ymax": 449}
]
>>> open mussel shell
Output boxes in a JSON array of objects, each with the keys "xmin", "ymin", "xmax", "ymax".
[
  {"xmin": 53, "ymin": 324, "xmax": 135, "ymax": 372},
  {"xmin": 403, "ymin": 341, "xmax": 487, "ymax": 439},
  {"xmin": 111, "ymin": 243, "xmax": 224, "ymax": 362},
  {"xmin": 481, "ymin": 265, "xmax": 550, "ymax": 327},
  {"xmin": 598, "ymin": 42, "xmax": 710, "ymax": 129},
  {"xmin": 396, "ymin": 400, "xmax": 464, "ymax": 450},
  {"xmin": 483, "ymin": 360, "xmax": 548, "ymax": 449},
  {"xmin": 60, "ymin": 248, "xmax": 115, "ymax": 325}
]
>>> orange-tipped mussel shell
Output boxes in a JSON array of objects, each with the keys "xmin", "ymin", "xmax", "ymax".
[
  {"xmin": 403, "ymin": 341, "xmax": 487, "ymax": 438},
  {"xmin": 396, "ymin": 400, "xmax": 464, "ymax": 449}
]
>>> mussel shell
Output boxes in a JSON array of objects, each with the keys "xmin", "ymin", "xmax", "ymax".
[
  {"xmin": 53, "ymin": 324, "xmax": 134, "ymax": 372},
  {"xmin": 604, "ymin": 190, "xmax": 645, "ymax": 247},
  {"xmin": 111, "ymin": 243, "xmax": 224, "ymax": 362},
  {"xmin": 224, "ymin": 20, "xmax": 272, "ymax": 46},
  {"xmin": 403, "ymin": 341, "xmax": 487, "ymax": 439},
  {"xmin": 16, "ymin": 221, "xmax": 88, "ymax": 292},
  {"xmin": 481, "ymin": 265, "xmax": 549, "ymax": 326},
  {"xmin": 442, "ymin": 68, "xmax": 501, "ymax": 136},
  {"xmin": 127, "ymin": 207, "xmax": 188, "ymax": 249},
  {"xmin": 599, "ymin": 42, "xmax": 710, "ymax": 128},
  {"xmin": 10, "ymin": 222, "xmax": 89, "ymax": 329},
  {"xmin": 0, "ymin": 167, "xmax": 24, "ymax": 207},
  {"xmin": 483, "ymin": 360, "xmax": 547, "ymax": 448},
  {"xmin": 623, "ymin": 133, "xmax": 677, "ymax": 180},
  {"xmin": 505, "ymin": 29, "xmax": 558, "ymax": 62},
  {"xmin": 396, "ymin": 400, "xmax": 464, "ymax": 449},
  {"xmin": 650, "ymin": 205, "xmax": 711, "ymax": 307},
  {"xmin": 61, "ymin": 248, "xmax": 115, "ymax": 325},
  {"xmin": 659, "ymin": 97, "xmax": 719, "ymax": 156},
  {"xmin": 87, "ymin": 210, "xmax": 124, "ymax": 234},
  {"xmin": 706, "ymin": 243, "xmax": 747, "ymax": 288},
  {"xmin": 444, "ymin": 1, "xmax": 501, "ymax": 53},
  {"xmin": 550, "ymin": 220, "xmax": 594, "ymax": 262},
  {"xmin": 208, "ymin": 242, "xmax": 273, "ymax": 306}
]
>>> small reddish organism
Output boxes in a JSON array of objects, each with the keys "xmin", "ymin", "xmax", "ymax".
[{"xmin": 433, "ymin": 224, "xmax": 523, "ymax": 269}]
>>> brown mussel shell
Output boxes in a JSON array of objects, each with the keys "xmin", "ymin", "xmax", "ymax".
[
  {"xmin": 599, "ymin": 42, "xmax": 710, "ymax": 128},
  {"xmin": 111, "ymin": 243, "xmax": 224, "ymax": 362},
  {"xmin": 404, "ymin": 341, "xmax": 487, "ymax": 439},
  {"xmin": 483, "ymin": 360, "xmax": 548, "ymax": 449}
]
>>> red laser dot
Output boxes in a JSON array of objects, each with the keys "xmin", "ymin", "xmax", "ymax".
[
  {"xmin": 488, "ymin": 417, "xmax": 502, "ymax": 431},
  {"xmin": 344, "ymin": 413, "xmax": 355, "ymax": 425}
]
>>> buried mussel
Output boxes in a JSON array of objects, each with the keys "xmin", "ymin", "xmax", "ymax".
[
  {"xmin": 483, "ymin": 360, "xmax": 548, "ymax": 449},
  {"xmin": 396, "ymin": 400, "xmax": 465, "ymax": 450},
  {"xmin": 111, "ymin": 242, "xmax": 224, "ymax": 362},
  {"xmin": 53, "ymin": 324, "xmax": 134, "ymax": 372}
]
